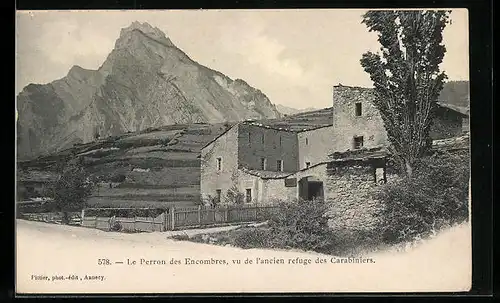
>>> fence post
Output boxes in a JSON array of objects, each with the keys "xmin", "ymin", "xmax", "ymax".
[
  {"xmin": 133, "ymin": 216, "xmax": 137, "ymax": 232},
  {"xmin": 163, "ymin": 211, "xmax": 167, "ymax": 231},
  {"xmin": 81, "ymin": 209, "xmax": 85, "ymax": 226},
  {"xmin": 171, "ymin": 207, "xmax": 176, "ymax": 231},
  {"xmin": 94, "ymin": 216, "xmax": 98, "ymax": 229},
  {"xmin": 225, "ymin": 206, "xmax": 229, "ymax": 223},
  {"xmin": 198, "ymin": 205, "xmax": 202, "ymax": 227}
]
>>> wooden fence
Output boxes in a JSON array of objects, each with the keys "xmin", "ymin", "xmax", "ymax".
[
  {"xmin": 167, "ymin": 205, "xmax": 279, "ymax": 230},
  {"xmin": 80, "ymin": 205, "xmax": 279, "ymax": 232},
  {"xmin": 20, "ymin": 205, "xmax": 280, "ymax": 233},
  {"xmin": 81, "ymin": 214, "xmax": 165, "ymax": 232},
  {"xmin": 20, "ymin": 212, "xmax": 82, "ymax": 225}
]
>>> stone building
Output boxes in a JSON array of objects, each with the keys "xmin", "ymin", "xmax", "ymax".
[
  {"xmin": 330, "ymin": 85, "xmax": 469, "ymax": 153},
  {"xmin": 200, "ymin": 84, "xmax": 470, "ymax": 212},
  {"xmin": 200, "ymin": 121, "xmax": 336, "ymax": 205}
]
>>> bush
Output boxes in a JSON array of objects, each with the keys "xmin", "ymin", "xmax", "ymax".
[
  {"xmin": 232, "ymin": 227, "xmax": 273, "ymax": 249},
  {"xmin": 266, "ymin": 198, "xmax": 336, "ymax": 253},
  {"xmin": 171, "ymin": 234, "xmax": 190, "ymax": 241},
  {"xmin": 224, "ymin": 185, "xmax": 245, "ymax": 205},
  {"xmin": 376, "ymin": 151, "xmax": 469, "ymax": 244}
]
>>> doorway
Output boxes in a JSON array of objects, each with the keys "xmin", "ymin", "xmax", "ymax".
[{"xmin": 298, "ymin": 176, "xmax": 324, "ymax": 201}]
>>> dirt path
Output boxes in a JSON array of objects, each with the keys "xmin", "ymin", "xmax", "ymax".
[{"xmin": 16, "ymin": 219, "xmax": 471, "ymax": 294}]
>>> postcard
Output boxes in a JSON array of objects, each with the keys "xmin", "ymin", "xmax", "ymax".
[{"xmin": 15, "ymin": 8, "xmax": 471, "ymax": 294}]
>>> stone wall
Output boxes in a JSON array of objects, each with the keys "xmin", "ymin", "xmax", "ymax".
[
  {"xmin": 238, "ymin": 123, "xmax": 298, "ymax": 172},
  {"xmin": 330, "ymin": 85, "xmax": 466, "ymax": 152},
  {"xmin": 331, "ymin": 86, "xmax": 388, "ymax": 152},
  {"xmin": 297, "ymin": 126, "xmax": 334, "ymax": 170},
  {"xmin": 235, "ymin": 169, "xmax": 260, "ymax": 205},
  {"xmin": 200, "ymin": 126, "xmax": 239, "ymax": 202},
  {"xmin": 260, "ymin": 178, "xmax": 296, "ymax": 205},
  {"xmin": 324, "ymin": 161, "xmax": 389, "ymax": 235}
]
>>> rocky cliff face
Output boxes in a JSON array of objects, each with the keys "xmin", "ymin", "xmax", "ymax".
[{"xmin": 16, "ymin": 21, "xmax": 281, "ymax": 159}]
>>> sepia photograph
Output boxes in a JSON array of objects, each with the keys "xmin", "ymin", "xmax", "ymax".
[{"xmin": 15, "ymin": 8, "xmax": 471, "ymax": 294}]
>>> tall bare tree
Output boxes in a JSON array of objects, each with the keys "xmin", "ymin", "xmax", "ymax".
[{"xmin": 360, "ymin": 10, "xmax": 450, "ymax": 178}]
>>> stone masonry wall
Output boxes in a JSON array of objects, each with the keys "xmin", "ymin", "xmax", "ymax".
[
  {"xmin": 260, "ymin": 178, "xmax": 296, "ymax": 205},
  {"xmin": 331, "ymin": 86, "xmax": 388, "ymax": 152},
  {"xmin": 331, "ymin": 85, "xmax": 465, "ymax": 152},
  {"xmin": 297, "ymin": 126, "xmax": 334, "ymax": 170},
  {"xmin": 200, "ymin": 126, "xmax": 239, "ymax": 202},
  {"xmin": 325, "ymin": 163, "xmax": 387, "ymax": 234},
  {"xmin": 238, "ymin": 123, "xmax": 298, "ymax": 172}
]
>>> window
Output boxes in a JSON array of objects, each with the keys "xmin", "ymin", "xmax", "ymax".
[
  {"xmin": 216, "ymin": 157, "xmax": 222, "ymax": 171},
  {"xmin": 305, "ymin": 162, "xmax": 311, "ymax": 169},
  {"xmin": 305, "ymin": 138, "xmax": 309, "ymax": 145},
  {"xmin": 277, "ymin": 160, "xmax": 283, "ymax": 172},
  {"xmin": 248, "ymin": 132, "xmax": 251, "ymax": 143},
  {"xmin": 245, "ymin": 189, "xmax": 252, "ymax": 203},
  {"xmin": 215, "ymin": 189, "xmax": 222, "ymax": 203},
  {"xmin": 279, "ymin": 136, "xmax": 282, "ymax": 146},
  {"xmin": 353, "ymin": 136, "xmax": 364, "ymax": 149},
  {"xmin": 355, "ymin": 102, "xmax": 362, "ymax": 116},
  {"xmin": 262, "ymin": 133, "xmax": 265, "ymax": 144},
  {"xmin": 260, "ymin": 157, "xmax": 266, "ymax": 170}
]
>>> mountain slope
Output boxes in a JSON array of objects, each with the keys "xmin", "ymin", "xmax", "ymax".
[
  {"xmin": 275, "ymin": 104, "xmax": 319, "ymax": 116},
  {"xmin": 16, "ymin": 21, "xmax": 281, "ymax": 159}
]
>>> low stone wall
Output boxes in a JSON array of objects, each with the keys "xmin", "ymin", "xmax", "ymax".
[{"xmin": 325, "ymin": 164, "xmax": 387, "ymax": 235}]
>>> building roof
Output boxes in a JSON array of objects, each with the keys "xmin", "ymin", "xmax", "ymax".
[
  {"xmin": 431, "ymin": 135, "xmax": 470, "ymax": 151},
  {"xmin": 201, "ymin": 120, "xmax": 299, "ymax": 150},
  {"xmin": 296, "ymin": 124, "xmax": 334, "ymax": 133},
  {"xmin": 239, "ymin": 161, "xmax": 330, "ymax": 180},
  {"xmin": 201, "ymin": 123, "xmax": 240, "ymax": 150},
  {"xmin": 437, "ymin": 102, "xmax": 469, "ymax": 116},
  {"xmin": 328, "ymin": 146, "xmax": 389, "ymax": 162},
  {"xmin": 240, "ymin": 120, "xmax": 296, "ymax": 132},
  {"xmin": 239, "ymin": 167, "xmax": 293, "ymax": 179},
  {"xmin": 327, "ymin": 135, "xmax": 469, "ymax": 162}
]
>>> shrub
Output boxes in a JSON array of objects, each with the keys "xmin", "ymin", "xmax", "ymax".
[
  {"xmin": 232, "ymin": 227, "xmax": 272, "ymax": 249},
  {"xmin": 266, "ymin": 198, "xmax": 336, "ymax": 253},
  {"xmin": 224, "ymin": 185, "xmax": 245, "ymax": 205},
  {"xmin": 376, "ymin": 151, "xmax": 469, "ymax": 244},
  {"xmin": 171, "ymin": 234, "xmax": 190, "ymax": 241}
]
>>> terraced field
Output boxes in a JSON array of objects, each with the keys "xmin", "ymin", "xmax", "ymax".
[{"xmin": 17, "ymin": 108, "xmax": 334, "ymax": 208}]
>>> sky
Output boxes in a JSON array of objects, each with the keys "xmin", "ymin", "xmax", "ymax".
[{"xmin": 15, "ymin": 9, "xmax": 469, "ymax": 110}]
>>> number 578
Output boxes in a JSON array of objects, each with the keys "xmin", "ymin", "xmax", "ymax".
[{"xmin": 98, "ymin": 259, "xmax": 111, "ymax": 265}]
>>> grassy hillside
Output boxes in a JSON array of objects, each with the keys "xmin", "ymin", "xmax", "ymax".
[{"xmin": 17, "ymin": 122, "xmax": 234, "ymax": 207}]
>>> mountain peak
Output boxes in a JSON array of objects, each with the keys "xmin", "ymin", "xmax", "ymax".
[
  {"xmin": 17, "ymin": 21, "xmax": 281, "ymax": 159},
  {"xmin": 117, "ymin": 21, "xmax": 174, "ymax": 48}
]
